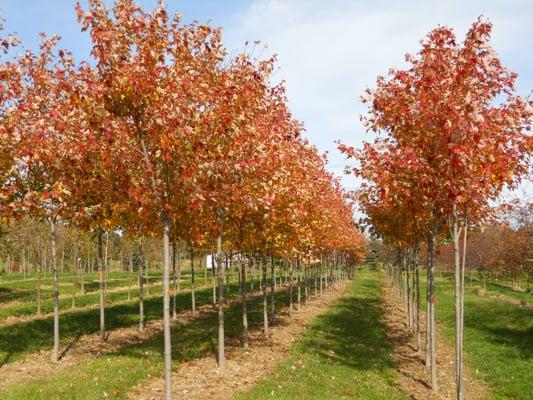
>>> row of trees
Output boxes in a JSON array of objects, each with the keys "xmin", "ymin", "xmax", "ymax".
[
  {"xmin": 340, "ymin": 19, "xmax": 531, "ymax": 400},
  {"xmin": 0, "ymin": 1, "xmax": 366, "ymax": 398}
]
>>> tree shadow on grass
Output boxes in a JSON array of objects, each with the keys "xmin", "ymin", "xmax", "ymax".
[
  {"xmin": 0, "ymin": 284, "xmax": 239, "ymax": 367},
  {"xmin": 0, "ymin": 287, "xmax": 42, "ymax": 304},
  {"xmin": 464, "ymin": 298, "xmax": 533, "ymax": 360}
]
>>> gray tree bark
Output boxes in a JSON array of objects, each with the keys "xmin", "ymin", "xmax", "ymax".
[
  {"xmin": 427, "ymin": 225, "xmax": 438, "ymax": 390},
  {"xmin": 51, "ymin": 219, "xmax": 60, "ymax": 362},
  {"xmin": 98, "ymin": 230, "xmax": 106, "ymax": 341},
  {"xmin": 190, "ymin": 247, "xmax": 196, "ymax": 316},
  {"xmin": 139, "ymin": 244, "xmax": 145, "ymax": 331},
  {"xmin": 216, "ymin": 233, "xmax": 225, "ymax": 369},
  {"xmin": 240, "ymin": 257, "xmax": 249, "ymax": 347},
  {"xmin": 162, "ymin": 212, "xmax": 173, "ymax": 400},
  {"xmin": 262, "ymin": 257, "xmax": 268, "ymax": 334},
  {"xmin": 172, "ymin": 242, "xmax": 177, "ymax": 320},
  {"xmin": 270, "ymin": 256, "xmax": 276, "ymax": 322}
]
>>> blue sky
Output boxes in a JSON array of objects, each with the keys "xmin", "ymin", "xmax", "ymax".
[{"xmin": 2, "ymin": 0, "xmax": 532, "ymax": 198}]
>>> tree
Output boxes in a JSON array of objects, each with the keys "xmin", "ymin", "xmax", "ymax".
[{"xmin": 344, "ymin": 19, "xmax": 532, "ymax": 398}]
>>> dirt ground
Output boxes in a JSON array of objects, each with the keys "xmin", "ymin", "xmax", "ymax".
[{"xmin": 380, "ymin": 280, "xmax": 489, "ymax": 400}]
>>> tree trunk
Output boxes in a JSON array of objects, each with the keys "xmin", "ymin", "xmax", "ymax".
[
  {"xmin": 211, "ymin": 254, "xmax": 216, "ymax": 306},
  {"xmin": 406, "ymin": 250, "xmax": 412, "ymax": 328},
  {"xmin": 104, "ymin": 232, "xmax": 109, "ymax": 299},
  {"xmin": 240, "ymin": 257, "xmax": 249, "ymax": 347},
  {"xmin": 162, "ymin": 212, "xmax": 173, "ymax": 400},
  {"xmin": 139, "ymin": 244, "xmax": 145, "ymax": 331},
  {"xmin": 320, "ymin": 256, "xmax": 323, "ymax": 296},
  {"xmin": 414, "ymin": 243, "xmax": 421, "ymax": 351},
  {"xmin": 72, "ymin": 247, "xmax": 78, "ymax": 309},
  {"xmin": 270, "ymin": 256, "xmax": 276, "ymax": 322},
  {"xmin": 50, "ymin": 219, "xmax": 60, "ymax": 362},
  {"xmin": 98, "ymin": 230, "xmax": 106, "ymax": 341},
  {"xmin": 262, "ymin": 257, "xmax": 268, "ymax": 334},
  {"xmin": 190, "ymin": 247, "xmax": 196, "ymax": 316},
  {"xmin": 289, "ymin": 260, "xmax": 294, "ymax": 316},
  {"xmin": 81, "ymin": 257, "xmax": 86, "ymax": 294},
  {"xmin": 216, "ymin": 233, "xmax": 225, "ymax": 369},
  {"xmin": 145, "ymin": 259, "xmax": 150, "ymax": 296},
  {"xmin": 427, "ymin": 226, "xmax": 438, "ymax": 390},
  {"xmin": 452, "ymin": 213, "xmax": 466, "ymax": 400},
  {"xmin": 172, "ymin": 242, "xmax": 177, "ymax": 320},
  {"xmin": 297, "ymin": 257, "xmax": 301, "ymax": 309},
  {"xmin": 203, "ymin": 255, "xmax": 207, "ymax": 286},
  {"xmin": 37, "ymin": 256, "xmax": 42, "ymax": 315}
]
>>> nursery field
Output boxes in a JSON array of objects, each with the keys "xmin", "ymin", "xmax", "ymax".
[{"xmin": 0, "ymin": 268, "xmax": 531, "ymax": 399}]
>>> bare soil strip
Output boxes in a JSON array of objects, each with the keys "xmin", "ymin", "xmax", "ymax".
[
  {"xmin": 380, "ymin": 279, "xmax": 489, "ymax": 400},
  {"xmin": 127, "ymin": 282, "xmax": 349, "ymax": 400}
]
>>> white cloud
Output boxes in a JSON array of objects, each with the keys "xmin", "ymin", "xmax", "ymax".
[{"xmin": 222, "ymin": 0, "xmax": 532, "ymax": 194}]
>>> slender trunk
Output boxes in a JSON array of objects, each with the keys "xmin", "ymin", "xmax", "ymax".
[
  {"xmin": 72, "ymin": 248, "xmax": 78, "ymax": 309},
  {"xmin": 406, "ymin": 250, "xmax": 412, "ymax": 328},
  {"xmin": 190, "ymin": 248, "xmax": 196, "ymax": 316},
  {"xmin": 297, "ymin": 257, "xmax": 301, "ymax": 309},
  {"xmin": 240, "ymin": 258, "xmax": 249, "ymax": 347},
  {"xmin": 212, "ymin": 254, "xmax": 216, "ymax": 306},
  {"xmin": 320, "ymin": 255, "xmax": 323, "ymax": 296},
  {"xmin": 139, "ymin": 244, "xmax": 145, "ymax": 331},
  {"xmin": 145, "ymin": 259, "xmax": 150, "ymax": 296},
  {"xmin": 128, "ymin": 252, "xmax": 133, "ymax": 301},
  {"xmin": 98, "ymin": 230, "xmax": 106, "ymax": 341},
  {"xmin": 304, "ymin": 263, "xmax": 308, "ymax": 304},
  {"xmin": 216, "ymin": 232, "xmax": 225, "ymax": 369},
  {"xmin": 428, "ymin": 226, "xmax": 438, "ymax": 390},
  {"xmin": 270, "ymin": 256, "xmax": 276, "ymax": 322},
  {"xmin": 414, "ymin": 244, "xmax": 421, "ymax": 351},
  {"xmin": 203, "ymin": 255, "xmax": 208, "ymax": 286},
  {"xmin": 80, "ymin": 256, "xmax": 85, "ymax": 294},
  {"xmin": 50, "ymin": 219, "xmax": 60, "ymax": 362},
  {"xmin": 452, "ymin": 213, "xmax": 466, "ymax": 400},
  {"xmin": 37, "ymin": 256, "xmax": 42, "ymax": 315},
  {"xmin": 425, "ymin": 259, "xmax": 430, "ymax": 367},
  {"xmin": 104, "ymin": 232, "xmax": 109, "ymax": 299},
  {"xmin": 289, "ymin": 260, "xmax": 294, "ymax": 316},
  {"xmin": 172, "ymin": 242, "xmax": 177, "ymax": 320},
  {"xmin": 262, "ymin": 257, "xmax": 268, "ymax": 334},
  {"xmin": 162, "ymin": 212, "xmax": 173, "ymax": 400}
]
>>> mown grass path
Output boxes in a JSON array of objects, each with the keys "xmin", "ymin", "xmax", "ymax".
[{"xmin": 237, "ymin": 270, "xmax": 406, "ymax": 400}]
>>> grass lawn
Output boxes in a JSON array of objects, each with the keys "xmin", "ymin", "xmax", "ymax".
[
  {"xmin": 422, "ymin": 276, "xmax": 533, "ymax": 400},
  {"xmin": 0, "ymin": 282, "xmax": 227, "ymax": 365},
  {"xmin": 237, "ymin": 270, "xmax": 406, "ymax": 400},
  {"xmin": 0, "ymin": 282, "xmax": 292, "ymax": 399}
]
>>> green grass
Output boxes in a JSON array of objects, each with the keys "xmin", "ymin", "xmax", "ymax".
[
  {"xmin": 237, "ymin": 271, "xmax": 406, "ymax": 400},
  {"xmin": 0, "ymin": 279, "xmax": 292, "ymax": 399},
  {"xmin": 0, "ymin": 270, "xmax": 222, "ymax": 319},
  {"xmin": 0, "ymin": 272, "xmax": 156, "ymax": 306},
  {"xmin": 422, "ymin": 276, "xmax": 533, "ymax": 400},
  {"xmin": 471, "ymin": 279, "xmax": 531, "ymax": 304},
  {"xmin": 0, "ymin": 282, "xmax": 224, "ymax": 365},
  {"xmin": 0, "ymin": 270, "xmax": 267, "ymax": 366}
]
